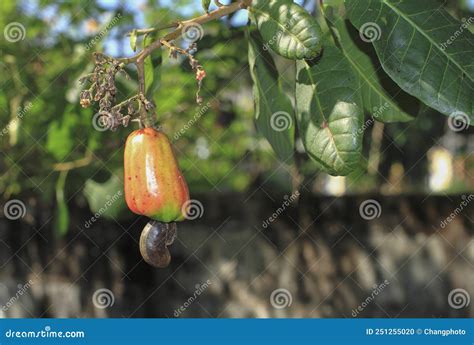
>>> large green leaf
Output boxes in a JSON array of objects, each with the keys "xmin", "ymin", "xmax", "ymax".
[
  {"xmin": 346, "ymin": 0, "xmax": 474, "ymax": 122},
  {"xmin": 324, "ymin": 5, "xmax": 415, "ymax": 123},
  {"xmin": 295, "ymin": 41, "xmax": 364, "ymax": 176},
  {"xmin": 249, "ymin": 0, "xmax": 322, "ymax": 60},
  {"xmin": 248, "ymin": 30, "xmax": 294, "ymax": 162}
]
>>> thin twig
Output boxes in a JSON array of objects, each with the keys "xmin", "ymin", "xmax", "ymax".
[
  {"xmin": 53, "ymin": 152, "xmax": 94, "ymax": 171},
  {"xmin": 126, "ymin": 23, "xmax": 179, "ymax": 37},
  {"xmin": 119, "ymin": 1, "xmax": 251, "ymax": 64},
  {"xmin": 111, "ymin": 94, "xmax": 140, "ymax": 111}
]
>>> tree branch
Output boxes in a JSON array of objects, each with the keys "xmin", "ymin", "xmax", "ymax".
[
  {"xmin": 80, "ymin": 1, "xmax": 252, "ymax": 129},
  {"xmin": 126, "ymin": 23, "xmax": 179, "ymax": 37},
  {"xmin": 120, "ymin": 0, "xmax": 251, "ymax": 64}
]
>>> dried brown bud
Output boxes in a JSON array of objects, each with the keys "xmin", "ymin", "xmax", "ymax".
[
  {"xmin": 121, "ymin": 115, "xmax": 131, "ymax": 127},
  {"xmin": 94, "ymin": 90, "xmax": 103, "ymax": 101},
  {"xmin": 80, "ymin": 90, "xmax": 92, "ymax": 108},
  {"xmin": 127, "ymin": 103, "xmax": 135, "ymax": 115},
  {"xmin": 99, "ymin": 97, "xmax": 111, "ymax": 109},
  {"xmin": 80, "ymin": 98, "xmax": 91, "ymax": 108},
  {"xmin": 143, "ymin": 99, "xmax": 154, "ymax": 111}
]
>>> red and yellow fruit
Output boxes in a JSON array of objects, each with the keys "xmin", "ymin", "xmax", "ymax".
[{"xmin": 124, "ymin": 127, "xmax": 189, "ymax": 222}]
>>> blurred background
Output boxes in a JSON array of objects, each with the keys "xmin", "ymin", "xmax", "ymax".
[{"xmin": 0, "ymin": 0, "xmax": 473, "ymax": 318}]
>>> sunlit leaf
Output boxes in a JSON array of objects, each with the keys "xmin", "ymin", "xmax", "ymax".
[
  {"xmin": 249, "ymin": 0, "xmax": 323, "ymax": 60},
  {"xmin": 295, "ymin": 41, "xmax": 364, "ymax": 175},
  {"xmin": 130, "ymin": 29, "xmax": 138, "ymax": 52}
]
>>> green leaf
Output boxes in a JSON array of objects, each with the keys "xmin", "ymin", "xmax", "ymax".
[
  {"xmin": 324, "ymin": 5, "xmax": 415, "ymax": 123},
  {"xmin": 129, "ymin": 29, "xmax": 137, "ymax": 52},
  {"xmin": 295, "ymin": 41, "xmax": 364, "ymax": 176},
  {"xmin": 249, "ymin": 0, "xmax": 323, "ymax": 60},
  {"xmin": 202, "ymin": 0, "xmax": 211, "ymax": 13},
  {"xmin": 346, "ymin": 0, "xmax": 474, "ymax": 122},
  {"xmin": 54, "ymin": 171, "xmax": 69, "ymax": 236},
  {"xmin": 83, "ymin": 171, "xmax": 127, "ymax": 221},
  {"xmin": 248, "ymin": 30, "xmax": 294, "ymax": 162},
  {"xmin": 143, "ymin": 34, "xmax": 162, "ymax": 102}
]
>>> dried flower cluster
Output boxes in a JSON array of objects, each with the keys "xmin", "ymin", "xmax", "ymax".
[
  {"xmin": 79, "ymin": 42, "xmax": 206, "ymax": 130},
  {"xmin": 80, "ymin": 53, "xmax": 144, "ymax": 130},
  {"xmin": 78, "ymin": 1, "xmax": 249, "ymax": 131}
]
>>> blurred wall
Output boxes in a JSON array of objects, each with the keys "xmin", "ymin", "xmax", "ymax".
[{"xmin": 0, "ymin": 192, "xmax": 472, "ymax": 318}]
